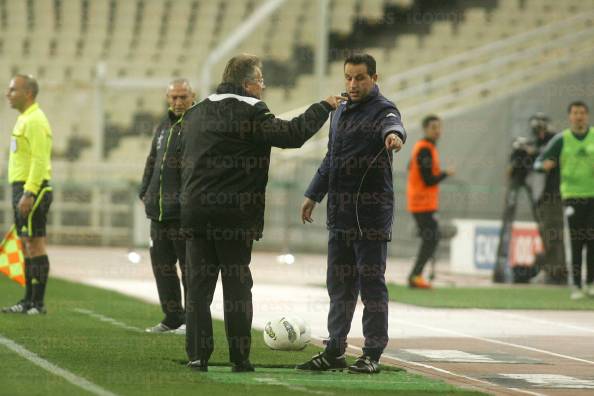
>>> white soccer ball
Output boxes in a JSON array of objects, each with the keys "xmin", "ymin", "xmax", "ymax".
[
  {"xmin": 263, "ymin": 316, "xmax": 310, "ymax": 351},
  {"xmin": 286, "ymin": 316, "xmax": 311, "ymax": 349}
]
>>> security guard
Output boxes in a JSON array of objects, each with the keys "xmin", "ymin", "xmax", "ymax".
[
  {"xmin": 139, "ymin": 78, "xmax": 195, "ymax": 333},
  {"xmin": 2, "ymin": 75, "xmax": 53, "ymax": 315},
  {"xmin": 407, "ymin": 115, "xmax": 454, "ymax": 288}
]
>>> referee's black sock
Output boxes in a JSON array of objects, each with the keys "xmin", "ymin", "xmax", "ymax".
[
  {"xmin": 30, "ymin": 255, "xmax": 50, "ymax": 306},
  {"xmin": 24, "ymin": 257, "xmax": 33, "ymax": 302}
]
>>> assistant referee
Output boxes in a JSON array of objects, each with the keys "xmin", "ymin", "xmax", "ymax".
[{"xmin": 2, "ymin": 75, "xmax": 53, "ymax": 315}]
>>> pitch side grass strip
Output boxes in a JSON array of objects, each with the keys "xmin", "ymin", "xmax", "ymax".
[
  {"xmin": 0, "ymin": 333, "xmax": 118, "ymax": 396},
  {"xmin": 0, "ymin": 276, "xmax": 481, "ymax": 396},
  {"xmin": 387, "ymin": 284, "xmax": 594, "ymax": 310}
]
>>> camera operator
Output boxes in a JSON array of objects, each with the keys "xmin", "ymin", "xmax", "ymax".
[
  {"xmin": 496, "ymin": 113, "xmax": 565, "ymax": 283},
  {"xmin": 529, "ymin": 114, "xmax": 566, "ymax": 284}
]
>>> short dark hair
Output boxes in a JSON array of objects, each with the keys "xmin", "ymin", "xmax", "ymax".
[
  {"xmin": 344, "ymin": 53, "xmax": 376, "ymax": 76},
  {"xmin": 422, "ymin": 114, "xmax": 441, "ymax": 129},
  {"xmin": 567, "ymin": 100, "xmax": 589, "ymax": 113},
  {"xmin": 14, "ymin": 74, "xmax": 39, "ymax": 98},
  {"xmin": 222, "ymin": 54, "xmax": 262, "ymax": 87}
]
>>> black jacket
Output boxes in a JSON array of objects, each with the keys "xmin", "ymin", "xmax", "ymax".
[
  {"xmin": 139, "ymin": 110, "xmax": 185, "ymax": 221},
  {"xmin": 305, "ymin": 85, "xmax": 406, "ymax": 240},
  {"xmin": 180, "ymin": 83, "xmax": 333, "ymax": 240}
]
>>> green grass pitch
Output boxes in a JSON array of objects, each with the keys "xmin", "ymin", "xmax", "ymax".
[
  {"xmin": 0, "ymin": 276, "xmax": 482, "ymax": 395},
  {"xmin": 388, "ymin": 284, "xmax": 594, "ymax": 310}
]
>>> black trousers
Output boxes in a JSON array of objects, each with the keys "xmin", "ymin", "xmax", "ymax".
[
  {"xmin": 185, "ymin": 237, "xmax": 254, "ymax": 364},
  {"xmin": 409, "ymin": 211, "xmax": 440, "ymax": 279},
  {"xmin": 564, "ymin": 198, "xmax": 594, "ymax": 288},
  {"xmin": 536, "ymin": 194, "xmax": 566, "ymax": 283},
  {"xmin": 150, "ymin": 220, "xmax": 187, "ymax": 328},
  {"xmin": 325, "ymin": 232, "xmax": 388, "ymax": 362}
]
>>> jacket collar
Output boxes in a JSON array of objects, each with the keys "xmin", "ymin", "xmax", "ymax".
[
  {"xmin": 216, "ymin": 82, "xmax": 258, "ymax": 100},
  {"xmin": 346, "ymin": 84, "xmax": 379, "ymax": 111},
  {"xmin": 20, "ymin": 102, "xmax": 39, "ymax": 117},
  {"xmin": 167, "ymin": 109, "xmax": 182, "ymax": 123}
]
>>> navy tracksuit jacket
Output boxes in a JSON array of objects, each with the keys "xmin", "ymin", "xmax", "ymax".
[{"xmin": 305, "ymin": 84, "xmax": 406, "ymax": 360}]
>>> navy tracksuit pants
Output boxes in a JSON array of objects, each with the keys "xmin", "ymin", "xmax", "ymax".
[{"xmin": 324, "ymin": 232, "xmax": 389, "ymax": 361}]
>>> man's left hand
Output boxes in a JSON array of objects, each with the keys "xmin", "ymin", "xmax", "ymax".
[
  {"xmin": 18, "ymin": 195, "xmax": 35, "ymax": 217},
  {"xmin": 385, "ymin": 133, "xmax": 403, "ymax": 152}
]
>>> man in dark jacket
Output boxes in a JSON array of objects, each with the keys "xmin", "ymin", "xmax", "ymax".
[
  {"xmin": 139, "ymin": 78, "xmax": 195, "ymax": 334},
  {"xmin": 181, "ymin": 53, "xmax": 344, "ymax": 372},
  {"xmin": 297, "ymin": 54, "xmax": 406, "ymax": 374}
]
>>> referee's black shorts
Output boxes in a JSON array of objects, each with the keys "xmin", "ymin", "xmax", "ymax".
[{"xmin": 12, "ymin": 181, "xmax": 53, "ymax": 238}]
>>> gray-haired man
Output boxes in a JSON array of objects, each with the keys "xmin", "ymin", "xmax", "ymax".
[
  {"xmin": 180, "ymin": 54, "xmax": 345, "ymax": 372},
  {"xmin": 139, "ymin": 79, "xmax": 195, "ymax": 333}
]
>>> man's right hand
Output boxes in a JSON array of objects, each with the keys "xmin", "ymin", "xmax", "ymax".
[
  {"xmin": 542, "ymin": 159, "xmax": 557, "ymax": 171},
  {"xmin": 324, "ymin": 95, "xmax": 348, "ymax": 110},
  {"xmin": 445, "ymin": 166, "xmax": 456, "ymax": 177},
  {"xmin": 301, "ymin": 197, "xmax": 316, "ymax": 224}
]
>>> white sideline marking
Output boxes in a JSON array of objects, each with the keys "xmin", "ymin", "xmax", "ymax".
[
  {"xmin": 254, "ymin": 377, "xmax": 334, "ymax": 396},
  {"xmin": 0, "ymin": 333, "xmax": 118, "ymax": 396},
  {"xmin": 403, "ymin": 349, "xmax": 501, "ymax": 363},
  {"xmin": 73, "ymin": 308, "xmax": 143, "ymax": 333},
  {"xmin": 314, "ymin": 337, "xmax": 545, "ymax": 396},
  {"xmin": 476, "ymin": 309, "xmax": 594, "ymax": 334},
  {"xmin": 393, "ymin": 318, "xmax": 594, "ymax": 366},
  {"xmin": 499, "ymin": 374, "xmax": 594, "ymax": 389}
]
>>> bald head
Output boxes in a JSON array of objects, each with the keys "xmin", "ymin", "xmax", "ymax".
[
  {"xmin": 166, "ymin": 78, "xmax": 195, "ymax": 116},
  {"xmin": 6, "ymin": 74, "xmax": 39, "ymax": 113}
]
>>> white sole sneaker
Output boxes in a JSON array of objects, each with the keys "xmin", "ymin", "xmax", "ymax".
[
  {"xmin": 570, "ymin": 289, "xmax": 585, "ymax": 300},
  {"xmin": 173, "ymin": 324, "xmax": 186, "ymax": 335},
  {"xmin": 145, "ymin": 323, "xmax": 174, "ymax": 333}
]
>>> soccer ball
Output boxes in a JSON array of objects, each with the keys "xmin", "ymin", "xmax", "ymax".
[{"xmin": 263, "ymin": 316, "xmax": 310, "ymax": 351}]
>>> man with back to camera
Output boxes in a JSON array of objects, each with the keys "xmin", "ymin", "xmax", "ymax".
[
  {"xmin": 139, "ymin": 78, "xmax": 195, "ymax": 334},
  {"xmin": 406, "ymin": 115, "xmax": 454, "ymax": 289},
  {"xmin": 535, "ymin": 101, "xmax": 594, "ymax": 300},
  {"xmin": 180, "ymin": 53, "xmax": 345, "ymax": 372},
  {"xmin": 298, "ymin": 53, "xmax": 406, "ymax": 374},
  {"xmin": 2, "ymin": 75, "xmax": 53, "ymax": 315},
  {"xmin": 524, "ymin": 113, "xmax": 566, "ymax": 284}
]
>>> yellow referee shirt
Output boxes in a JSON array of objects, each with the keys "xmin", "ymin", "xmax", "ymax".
[{"xmin": 8, "ymin": 103, "xmax": 52, "ymax": 195}]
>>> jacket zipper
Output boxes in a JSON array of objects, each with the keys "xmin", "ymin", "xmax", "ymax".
[{"xmin": 158, "ymin": 118, "xmax": 182, "ymax": 221}]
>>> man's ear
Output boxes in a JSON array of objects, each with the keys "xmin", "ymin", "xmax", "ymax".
[{"xmin": 371, "ymin": 73, "xmax": 378, "ymax": 83}]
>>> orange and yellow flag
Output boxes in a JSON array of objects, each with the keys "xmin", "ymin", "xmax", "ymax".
[{"xmin": 0, "ymin": 225, "xmax": 25, "ymax": 287}]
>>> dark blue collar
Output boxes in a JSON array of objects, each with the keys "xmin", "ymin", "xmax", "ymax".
[{"xmin": 346, "ymin": 84, "xmax": 379, "ymax": 111}]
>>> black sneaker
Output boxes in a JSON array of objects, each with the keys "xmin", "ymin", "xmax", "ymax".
[
  {"xmin": 1, "ymin": 300, "xmax": 30, "ymax": 314},
  {"xmin": 348, "ymin": 355, "xmax": 380, "ymax": 374},
  {"xmin": 187, "ymin": 360, "xmax": 208, "ymax": 372},
  {"xmin": 231, "ymin": 360, "xmax": 255, "ymax": 373},
  {"xmin": 296, "ymin": 352, "xmax": 347, "ymax": 372}
]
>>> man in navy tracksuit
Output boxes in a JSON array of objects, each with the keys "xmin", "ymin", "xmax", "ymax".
[{"xmin": 297, "ymin": 54, "xmax": 406, "ymax": 374}]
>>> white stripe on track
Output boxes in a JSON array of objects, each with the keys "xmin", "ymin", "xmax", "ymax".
[
  {"xmin": 393, "ymin": 318, "xmax": 594, "ymax": 366},
  {"xmin": 313, "ymin": 337, "xmax": 546, "ymax": 396},
  {"xmin": 73, "ymin": 308, "xmax": 143, "ymax": 333},
  {"xmin": 476, "ymin": 309, "xmax": 594, "ymax": 334},
  {"xmin": 0, "ymin": 333, "xmax": 118, "ymax": 396}
]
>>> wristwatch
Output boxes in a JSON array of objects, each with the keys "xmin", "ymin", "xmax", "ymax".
[{"xmin": 23, "ymin": 191, "xmax": 36, "ymax": 199}]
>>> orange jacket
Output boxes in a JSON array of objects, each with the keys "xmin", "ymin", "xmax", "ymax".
[{"xmin": 407, "ymin": 139, "xmax": 441, "ymax": 213}]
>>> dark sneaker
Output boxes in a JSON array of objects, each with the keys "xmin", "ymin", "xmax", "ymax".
[
  {"xmin": 2, "ymin": 300, "xmax": 30, "ymax": 314},
  {"xmin": 348, "ymin": 355, "xmax": 380, "ymax": 374},
  {"xmin": 26, "ymin": 304, "xmax": 47, "ymax": 315},
  {"xmin": 296, "ymin": 352, "xmax": 347, "ymax": 372},
  {"xmin": 231, "ymin": 360, "xmax": 255, "ymax": 373},
  {"xmin": 187, "ymin": 360, "xmax": 208, "ymax": 372}
]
